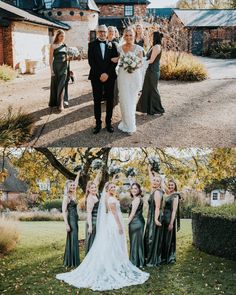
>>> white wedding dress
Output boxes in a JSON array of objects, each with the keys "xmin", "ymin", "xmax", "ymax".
[
  {"xmin": 56, "ymin": 191, "xmax": 149, "ymax": 291},
  {"xmin": 117, "ymin": 45, "xmax": 144, "ymax": 133}
]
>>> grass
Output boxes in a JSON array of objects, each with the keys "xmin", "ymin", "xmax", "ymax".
[
  {"xmin": 0, "ymin": 220, "xmax": 235, "ymax": 295},
  {"xmin": 0, "ymin": 217, "xmax": 20, "ymax": 254},
  {"xmin": 0, "ymin": 107, "xmax": 35, "ymax": 146},
  {"xmin": 0, "ymin": 65, "xmax": 17, "ymax": 82}
]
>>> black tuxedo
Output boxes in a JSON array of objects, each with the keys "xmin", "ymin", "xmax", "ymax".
[{"xmin": 88, "ymin": 39, "xmax": 118, "ymax": 127}]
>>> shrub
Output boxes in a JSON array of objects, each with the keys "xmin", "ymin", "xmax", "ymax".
[
  {"xmin": 180, "ymin": 191, "xmax": 208, "ymax": 218},
  {"xmin": 161, "ymin": 51, "xmax": 208, "ymax": 81},
  {"xmin": 120, "ymin": 196, "xmax": 131, "ymax": 213},
  {"xmin": 0, "ymin": 64, "xmax": 17, "ymax": 82},
  {"xmin": 192, "ymin": 205, "xmax": 236, "ymax": 260},
  {"xmin": 0, "ymin": 217, "xmax": 20, "ymax": 254},
  {"xmin": 0, "ymin": 196, "xmax": 28, "ymax": 212},
  {"xmin": 0, "ymin": 107, "xmax": 35, "ymax": 146},
  {"xmin": 17, "ymin": 211, "xmax": 63, "ymax": 221},
  {"xmin": 40, "ymin": 199, "xmax": 63, "ymax": 212},
  {"xmin": 208, "ymin": 42, "xmax": 236, "ymax": 59}
]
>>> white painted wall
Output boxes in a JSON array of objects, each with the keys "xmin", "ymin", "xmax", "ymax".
[
  {"xmin": 62, "ymin": 15, "xmax": 98, "ymax": 51},
  {"xmin": 210, "ymin": 190, "xmax": 234, "ymax": 207},
  {"xmin": 11, "ymin": 21, "xmax": 50, "ymax": 69}
]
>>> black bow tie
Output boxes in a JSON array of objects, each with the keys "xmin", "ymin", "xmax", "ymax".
[{"xmin": 98, "ymin": 40, "xmax": 106, "ymax": 44}]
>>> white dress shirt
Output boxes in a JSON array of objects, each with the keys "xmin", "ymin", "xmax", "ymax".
[{"xmin": 99, "ymin": 42, "xmax": 106, "ymax": 59}]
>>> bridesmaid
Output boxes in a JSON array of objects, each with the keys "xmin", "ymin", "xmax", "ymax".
[
  {"xmin": 161, "ymin": 179, "xmax": 181, "ymax": 264},
  {"xmin": 137, "ymin": 32, "xmax": 165, "ymax": 116},
  {"xmin": 144, "ymin": 165, "xmax": 164, "ymax": 267},
  {"xmin": 62, "ymin": 170, "xmax": 81, "ymax": 267},
  {"xmin": 134, "ymin": 24, "xmax": 148, "ymax": 49},
  {"xmin": 85, "ymin": 170, "xmax": 102, "ymax": 254},
  {"xmin": 49, "ymin": 29, "xmax": 69, "ymax": 111},
  {"xmin": 128, "ymin": 182, "xmax": 145, "ymax": 268}
]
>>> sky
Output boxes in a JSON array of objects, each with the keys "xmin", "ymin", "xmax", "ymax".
[{"xmin": 148, "ymin": 0, "xmax": 178, "ymax": 8}]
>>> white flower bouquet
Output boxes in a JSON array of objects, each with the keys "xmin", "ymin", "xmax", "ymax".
[
  {"xmin": 67, "ymin": 47, "xmax": 80, "ymax": 59},
  {"xmin": 119, "ymin": 52, "xmax": 142, "ymax": 74},
  {"xmin": 108, "ymin": 164, "xmax": 122, "ymax": 176},
  {"xmin": 91, "ymin": 159, "xmax": 104, "ymax": 170}
]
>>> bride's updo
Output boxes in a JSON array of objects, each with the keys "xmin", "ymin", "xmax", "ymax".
[{"xmin": 123, "ymin": 27, "xmax": 135, "ymax": 43}]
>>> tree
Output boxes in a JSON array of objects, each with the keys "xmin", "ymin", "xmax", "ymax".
[{"xmin": 176, "ymin": 0, "xmax": 232, "ymax": 9}]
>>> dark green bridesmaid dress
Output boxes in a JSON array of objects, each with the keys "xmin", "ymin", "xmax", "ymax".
[
  {"xmin": 49, "ymin": 43, "xmax": 69, "ymax": 107},
  {"xmin": 144, "ymin": 189, "xmax": 164, "ymax": 266},
  {"xmin": 85, "ymin": 199, "xmax": 99, "ymax": 254},
  {"xmin": 161, "ymin": 193, "xmax": 181, "ymax": 264},
  {"xmin": 63, "ymin": 200, "xmax": 80, "ymax": 267},
  {"xmin": 137, "ymin": 47, "xmax": 165, "ymax": 115},
  {"xmin": 129, "ymin": 198, "xmax": 145, "ymax": 267}
]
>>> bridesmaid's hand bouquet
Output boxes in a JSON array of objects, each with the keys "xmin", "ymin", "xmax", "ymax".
[
  {"xmin": 108, "ymin": 164, "xmax": 122, "ymax": 176},
  {"xmin": 91, "ymin": 159, "xmax": 104, "ymax": 170},
  {"xmin": 119, "ymin": 53, "xmax": 142, "ymax": 73},
  {"xmin": 67, "ymin": 47, "xmax": 80, "ymax": 60},
  {"xmin": 148, "ymin": 156, "xmax": 160, "ymax": 173},
  {"xmin": 125, "ymin": 167, "xmax": 137, "ymax": 178}
]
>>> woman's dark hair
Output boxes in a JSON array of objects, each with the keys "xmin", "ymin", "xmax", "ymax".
[
  {"xmin": 130, "ymin": 183, "xmax": 143, "ymax": 198},
  {"xmin": 169, "ymin": 179, "xmax": 178, "ymax": 192},
  {"xmin": 153, "ymin": 32, "xmax": 164, "ymax": 45}
]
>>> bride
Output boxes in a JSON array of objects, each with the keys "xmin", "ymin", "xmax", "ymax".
[
  {"xmin": 56, "ymin": 182, "xmax": 149, "ymax": 291},
  {"xmin": 113, "ymin": 28, "xmax": 144, "ymax": 135}
]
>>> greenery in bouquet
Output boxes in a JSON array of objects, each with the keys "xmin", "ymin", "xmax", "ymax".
[
  {"xmin": 73, "ymin": 164, "xmax": 83, "ymax": 173},
  {"xmin": 91, "ymin": 159, "xmax": 104, "ymax": 170},
  {"xmin": 148, "ymin": 156, "xmax": 161, "ymax": 173},
  {"xmin": 125, "ymin": 167, "xmax": 137, "ymax": 178},
  {"xmin": 108, "ymin": 164, "xmax": 122, "ymax": 176}
]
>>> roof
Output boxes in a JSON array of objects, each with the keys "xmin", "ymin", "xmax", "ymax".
[
  {"xmin": 147, "ymin": 8, "xmax": 174, "ymax": 19},
  {"xmin": 99, "ymin": 16, "xmax": 131, "ymax": 28},
  {"xmin": 95, "ymin": 0, "xmax": 149, "ymax": 4},
  {"xmin": 52, "ymin": 0, "xmax": 99, "ymax": 12},
  {"xmin": 0, "ymin": 158, "xmax": 28, "ymax": 193},
  {"xmin": 0, "ymin": 1, "xmax": 70, "ymax": 29},
  {"xmin": 173, "ymin": 9, "xmax": 236, "ymax": 27}
]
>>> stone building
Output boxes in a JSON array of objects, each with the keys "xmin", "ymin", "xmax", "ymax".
[
  {"xmin": 169, "ymin": 9, "xmax": 236, "ymax": 55},
  {"xmin": 96, "ymin": 0, "xmax": 150, "ymax": 30},
  {"xmin": 0, "ymin": 1, "xmax": 69, "ymax": 69},
  {"xmin": 40, "ymin": 0, "xmax": 99, "ymax": 50}
]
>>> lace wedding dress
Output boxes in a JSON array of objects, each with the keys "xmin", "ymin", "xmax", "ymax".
[
  {"xmin": 56, "ymin": 191, "xmax": 149, "ymax": 291},
  {"xmin": 117, "ymin": 45, "xmax": 144, "ymax": 133}
]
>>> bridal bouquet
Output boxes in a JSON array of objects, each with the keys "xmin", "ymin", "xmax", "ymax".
[
  {"xmin": 119, "ymin": 53, "xmax": 142, "ymax": 74},
  {"xmin": 125, "ymin": 167, "xmax": 137, "ymax": 178}
]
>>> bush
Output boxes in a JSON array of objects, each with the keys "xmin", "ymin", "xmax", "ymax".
[
  {"xmin": 192, "ymin": 205, "xmax": 236, "ymax": 260},
  {"xmin": 0, "ymin": 196, "xmax": 28, "ymax": 212},
  {"xmin": 208, "ymin": 42, "xmax": 236, "ymax": 59},
  {"xmin": 0, "ymin": 64, "xmax": 17, "ymax": 82},
  {"xmin": 0, "ymin": 107, "xmax": 35, "ymax": 146},
  {"xmin": 16, "ymin": 211, "xmax": 63, "ymax": 221},
  {"xmin": 120, "ymin": 195, "xmax": 131, "ymax": 213},
  {"xmin": 40, "ymin": 199, "xmax": 63, "ymax": 212},
  {"xmin": 0, "ymin": 217, "xmax": 20, "ymax": 254},
  {"xmin": 180, "ymin": 191, "xmax": 208, "ymax": 219},
  {"xmin": 161, "ymin": 51, "xmax": 208, "ymax": 81}
]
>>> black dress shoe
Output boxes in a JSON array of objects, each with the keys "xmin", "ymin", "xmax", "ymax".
[
  {"xmin": 93, "ymin": 126, "xmax": 101, "ymax": 134},
  {"xmin": 106, "ymin": 125, "xmax": 114, "ymax": 133}
]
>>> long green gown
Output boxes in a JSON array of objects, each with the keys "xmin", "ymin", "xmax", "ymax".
[
  {"xmin": 129, "ymin": 198, "xmax": 145, "ymax": 267},
  {"xmin": 63, "ymin": 200, "xmax": 80, "ymax": 267},
  {"xmin": 85, "ymin": 199, "xmax": 99, "ymax": 254},
  {"xmin": 137, "ymin": 47, "xmax": 165, "ymax": 115},
  {"xmin": 144, "ymin": 189, "xmax": 164, "ymax": 266},
  {"xmin": 161, "ymin": 193, "xmax": 181, "ymax": 264},
  {"xmin": 49, "ymin": 43, "xmax": 69, "ymax": 107}
]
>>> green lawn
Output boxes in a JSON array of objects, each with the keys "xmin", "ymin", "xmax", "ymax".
[{"xmin": 0, "ymin": 220, "xmax": 236, "ymax": 295}]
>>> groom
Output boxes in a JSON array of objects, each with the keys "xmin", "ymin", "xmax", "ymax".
[{"xmin": 88, "ymin": 25, "xmax": 119, "ymax": 134}]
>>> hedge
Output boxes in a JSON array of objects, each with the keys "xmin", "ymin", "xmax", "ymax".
[
  {"xmin": 192, "ymin": 205, "xmax": 236, "ymax": 261},
  {"xmin": 40, "ymin": 199, "xmax": 62, "ymax": 212}
]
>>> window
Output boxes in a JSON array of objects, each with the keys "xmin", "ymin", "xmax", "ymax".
[
  {"xmin": 44, "ymin": 0, "xmax": 53, "ymax": 9},
  {"xmin": 124, "ymin": 5, "xmax": 134, "ymax": 17},
  {"xmin": 220, "ymin": 192, "xmax": 225, "ymax": 200},
  {"xmin": 212, "ymin": 193, "xmax": 218, "ymax": 200}
]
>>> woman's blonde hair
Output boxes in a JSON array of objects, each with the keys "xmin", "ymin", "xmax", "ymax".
[
  {"xmin": 135, "ymin": 23, "xmax": 144, "ymax": 39},
  {"xmin": 53, "ymin": 29, "xmax": 65, "ymax": 44},
  {"xmin": 64, "ymin": 179, "xmax": 74, "ymax": 197},
  {"xmin": 124, "ymin": 27, "xmax": 135, "ymax": 38},
  {"xmin": 85, "ymin": 181, "xmax": 97, "ymax": 198}
]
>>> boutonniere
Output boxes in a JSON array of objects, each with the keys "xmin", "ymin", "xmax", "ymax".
[{"xmin": 108, "ymin": 42, "xmax": 113, "ymax": 49}]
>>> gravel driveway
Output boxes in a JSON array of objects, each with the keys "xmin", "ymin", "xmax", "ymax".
[{"xmin": 1, "ymin": 57, "xmax": 235, "ymax": 147}]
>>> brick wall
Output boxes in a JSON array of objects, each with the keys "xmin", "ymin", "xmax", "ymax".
[
  {"xmin": 98, "ymin": 4, "xmax": 147, "ymax": 17},
  {"xmin": 2, "ymin": 24, "xmax": 13, "ymax": 66},
  {"xmin": 0, "ymin": 27, "xmax": 3, "ymax": 64}
]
